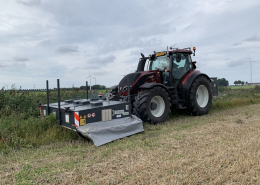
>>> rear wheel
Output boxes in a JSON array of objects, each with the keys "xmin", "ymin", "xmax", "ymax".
[
  {"xmin": 187, "ymin": 76, "xmax": 212, "ymax": 116},
  {"xmin": 133, "ymin": 86, "xmax": 171, "ymax": 124}
]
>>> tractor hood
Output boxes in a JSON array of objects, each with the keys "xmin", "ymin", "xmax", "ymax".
[
  {"xmin": 118, "ymin": 72, "xmax": 141, "ymax": 93},
  {"xmin": 118, "ymin": 71, "xmax": 161, "ymax": 96}
]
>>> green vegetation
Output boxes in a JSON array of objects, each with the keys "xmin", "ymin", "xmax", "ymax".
[
  {"xmin": 229, "ymin": 85, "xmax": 255, "ymax": 89},
  {"xmin": 80, "ymin": 84, "xmax": 106, "ymax": 90},
  {"xmin": 0, "ymin": 86, "xmax": 260, "ymax": 153},
  {"xmin": 211, "ymin": 85, "xmax": 260, "ymax": 111},
  {"xmin": 0, "ymin": 88, "xmax": 105, "ymax": 153},
  {"xmin": 234, "ymin": 80, "xmax": 245, "ymax": 86},
  {"xmin": 217, "ymin": 78, "xmax": 229, "ymax": 86}
]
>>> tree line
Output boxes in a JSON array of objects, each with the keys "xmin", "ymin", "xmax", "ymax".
[
  {"xmin": 80, "ymin": 84, "xmax": 106, "ymax": 90},
  {"xmin": 217, "ymin": 78, "xmax": 246, "ymax": 86}
]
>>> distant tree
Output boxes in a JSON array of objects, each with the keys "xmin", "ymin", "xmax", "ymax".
[
  {"xmin": 80, "ymin": 85, "xmax": 90, "ymax": 90},
  {"xmin": 91, "ymin": 84, "xmax": 106, "ymax": 90},
  {"xmin": 234, "ymin": 80, "xmax": 245, "ymax": 86},
  {"xmin": 218, "ymin": 78, "xmax": 229, "ymax": 86}
]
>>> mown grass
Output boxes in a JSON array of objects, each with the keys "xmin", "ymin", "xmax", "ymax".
[
  {"xmin": 1, "ymin": 103, "xmax": 260, "ymax": 184},
  {"xmin": 0, "ymin": 86, "xmax": 260, "ymax": 154}
]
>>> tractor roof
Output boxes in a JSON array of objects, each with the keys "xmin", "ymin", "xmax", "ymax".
[
  {"xmin": 152, "ymin": 48, "xmax": 193, "ymax": 57},
  {"xmin": 170, "ymin": 48, "xmax": 192, "ymax": 54}
]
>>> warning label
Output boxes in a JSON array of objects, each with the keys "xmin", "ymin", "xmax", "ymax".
[
  {"xmin": 80, "ymin": 119, "xmax": 86, "ymax": 126},
  {"xmin": 92, "ymin": 113, "xmax": 96, "ymax": 117}
]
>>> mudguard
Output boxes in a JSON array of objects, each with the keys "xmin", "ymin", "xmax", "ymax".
[
  {"xmin": 179, "ymin": 71, "xmax": 212, "ymax": 105},
  {"xmin": 139, "ymin": 83, "xmax": 171, "ymax": 95}
]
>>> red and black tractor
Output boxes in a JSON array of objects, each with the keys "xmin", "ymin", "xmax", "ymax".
[{"xmin": 108, "ymin": 47, "xmax": 218, "ymax": 124}]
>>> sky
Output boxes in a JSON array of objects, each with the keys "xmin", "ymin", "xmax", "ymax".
[{"xmin": 0, "ymin": 0, "xmax": 260, "ymax": 89}]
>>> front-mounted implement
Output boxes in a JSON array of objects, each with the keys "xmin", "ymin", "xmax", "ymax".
[{"xmin": 40, "ymin": 79, "xmax": 143, "ymax": 146}]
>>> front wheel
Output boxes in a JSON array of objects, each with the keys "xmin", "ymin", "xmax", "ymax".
[
  {"xmin": 187, "ymin": 76, "xmax": 212, "ymax": 116},
  {"xmin": 133, "ymin": 86, "xmax": 171, "ymax": 124}
]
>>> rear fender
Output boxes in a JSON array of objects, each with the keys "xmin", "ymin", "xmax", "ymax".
[
  {"xmin": 139, "ymin": 83, "xmax": 171, "ymax": 96},
  {"xmin": 179, "ymin": 72, "xmax": 212, "ymax": 105}
]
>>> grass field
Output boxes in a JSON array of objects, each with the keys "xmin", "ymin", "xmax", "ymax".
[
  {"xmin": 1, "ymin": 103, "xmax": 260, "ymax": 184},
  {"xmin": 229, "ymin": 85, "xmax": 256, "ymax": 89},
  {"xmin": 1, "ymin": 86, "xmax": 260, "ymax": 184}
]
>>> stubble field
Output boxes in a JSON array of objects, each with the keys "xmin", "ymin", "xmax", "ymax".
[{"xmin": 0, "ymin": 86, "xmax": 260, "ymax": 184}]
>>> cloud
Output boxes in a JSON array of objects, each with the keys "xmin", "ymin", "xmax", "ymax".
[
  {"xmin": 0, "ymin": 57, "xmax": 29, "ymax": 68},
  {"xmin": 244, "ymin": 35, "xmax": 260, "ymax": 42},
  {"xmin": 226, "ymin": 57, "xmax": 247, "ymax": 67},
  {"xmin": 86, "ymin": 55, "xmax": 116, "ymax": 69},
  {"xmin": 37, "ymin": 39, "xmax": 52, "ymax": 47},
  {"xmin": 233, "ymin": 35, "xmax": 260, "ymax": 46},
  {"xmin": 92, "ymin": 70, "xmax": 110, "ymax": 77},
  {"xmin": 16, "ymin": 0, "xmax": 41, "ymax": 6},
  {"xmin": 13, "ymin": 57, "xmax": 29, "ymax": 62},
  {"xmin": 1, "ymin": 0, "xmax": 260, "ymax": 88},
  {"xmin": 56, "ymin": 45, "xmax": 80, "ymax": 55}
]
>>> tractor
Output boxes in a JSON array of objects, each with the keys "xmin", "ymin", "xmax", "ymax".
[
  {"xmin": 108, "ymin": 47, "xmax": 218, "ymax": 124},
  {"xmin": 39, "ymin": 47, "xmax": 218, "ymax": 146}
]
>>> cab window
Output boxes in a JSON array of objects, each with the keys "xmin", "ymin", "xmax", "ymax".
[{"xmin": 173, "ymin": 54, "xmax": 191, "ymax": 80}]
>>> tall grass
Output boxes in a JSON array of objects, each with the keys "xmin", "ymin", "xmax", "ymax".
[
  {"xmin": 211, "ymin": 85, "xmax": 260, "ymax": 111},
  {"xmin": 0, "ymin": 114, "xmax": 78, "ymax": 154},
  {"xmin": 0, "ymin": 88, "xmax": 104, "ymax": 153},
  {"xmin": 0, "ymin": 88, "xmax": 102, "ymax": 118}
]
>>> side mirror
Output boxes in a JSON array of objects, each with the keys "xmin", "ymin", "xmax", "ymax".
[
  {"xmin": 192, "ymin": 61, "xmax": 197, "ymax": 69},
  {"xmin": 176, "ymin": 53, "xmax": 181, "ymax": 63}
]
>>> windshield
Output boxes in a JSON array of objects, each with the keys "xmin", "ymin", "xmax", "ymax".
[{"xmin": 149, "ymin": 55, "xmax": 170, "ymax": 71}]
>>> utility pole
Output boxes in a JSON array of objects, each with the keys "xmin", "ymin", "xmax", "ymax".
[{"xmin": 33, "ymin": 84, "xmax": 36, "ymax": 90}]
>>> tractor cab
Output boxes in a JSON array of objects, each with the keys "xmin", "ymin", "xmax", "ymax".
[{"xmin": 147, "ymin": 48, "xmax": 195, "ymax": 86}]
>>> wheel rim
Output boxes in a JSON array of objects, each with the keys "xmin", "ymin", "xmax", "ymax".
[
  {"xmin": 196, "ymin": 85, "xmax": 209, "ymax": 108},
  {"xmin": 150, "ymin": 96, "xmax": 165, "ymax": 117}
]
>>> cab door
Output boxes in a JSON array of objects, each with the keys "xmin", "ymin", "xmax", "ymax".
[{"xmin": 172, "ymin": 54, "xmax": 191, "ymax": 82}]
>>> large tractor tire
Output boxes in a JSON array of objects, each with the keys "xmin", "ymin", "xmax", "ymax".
[
  {"xmin": 133, "ymin": 86, "xmax": 171, "ymax": 124},
  {"xmin": 187, "ymin": 76, "xmax": 212, "ymax": 116}
]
